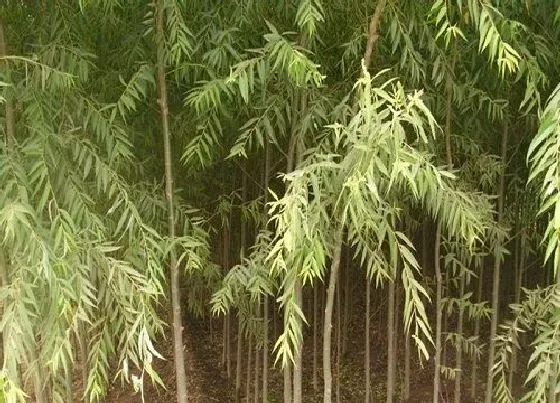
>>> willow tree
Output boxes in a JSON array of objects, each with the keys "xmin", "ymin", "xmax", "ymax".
[{"xmin": 0, "ymin": 2, "xmax": 211, "ymax": 402}]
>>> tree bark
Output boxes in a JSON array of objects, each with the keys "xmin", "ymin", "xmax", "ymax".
[
  {"xmin": 313, "ymin": 284, "xmax": 318, "ymax": 392},
  {"xmin": 246, "ymin": 333, "xmax": 253, "ymax": 402},
  {"xmin": 386, "ymin": 267, "xmax": 396, "ymax": 403},
  {"xmin": 342, "ymin": 254, "xmax": 351, "ymax": 357},
  {"xmin": 471, "ymin": 263, "xmax": 484, "ymax": 398},
  {"xmin": 155, "ymin": 1, "xmax": 188, "ymax": 400},
  {"xmin": 262, "ymin": 143, "xmax": 270, "ymax": 403},
  {"xmin": 323, "ymin": 229, "xmax": 343, "ymax": 403},
  {"xmin": 485, "ymin": 122, "xmax": 508, "ymax": 403},
  {"xmin": 336, "ymin": 263, "xmax": 342, "ymax": 403},
  {"xmin": 364, "ymin": 0, "xmax": 387, "ymax": 70},
  {"xmin": 433, "ymin": 224, "xmax": 443, "ymax": 403}
]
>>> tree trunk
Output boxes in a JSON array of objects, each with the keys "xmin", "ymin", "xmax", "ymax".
[
  {"xmin": 293, "ymin": 278, "xmax": 303, "ymax": 403},
  {"xmin": 336, "ymin": 263, "xmax": 342, "ymax": 403},
  {"xmin": 155, "ymin": 1, "xmax": 188, "ymax": 400},
  {"xmin": 404, "ymin": 330, "xmax": 410, "ymax": 400},
  {"xmin": 263, "ymin": 296, "xmax": 269, "ymax": 403},
  {"xmin": 471, "ymin": 263, "xmax": 484, "ymax": 398},
  {"xmin": 246, "ymin": 333, "xmax": 253, "ymax": 402},
  {"xmin": 237, "ymin": 169, "xmax": 248, "ymax": 402},
  {"xmin": 313, "ymin": 284, "xmax": 318, "ymax": 392},
  {"xmin": 386, "ymin": 271, "xmax": 396, "ymax": 403},
  {"xmin": 508, "ymin": 230, "xmax": 522, "ymax": 391},
  {"xmin": 454, "ymin": 273, "xmax": 465, "ymax": 403},
  {"xmin": 433, "ymin": 224, "xmax": 443, "ymax": 403},
  {"xmin": 236, "ymin": 319, "xmax": 243, "ymax": 402},
  {"xmin": 284, "ymin": 361, "xmax": 292, "ymax": 403},
  {"xmin": 262, "ymin": 143, "xmax": 270, "ymax": 403},
  {"xmin": 254, "ymin": 301, "xmax": 261, "ymax": 402},
  {"xmin": 342, "ymin": 253, "xmax": 351, "ymax": 357},
  {"xmin": 323, "ymin": 229, "xmax": 343, "ymax": 403},
  {"xmin": 485, "ymin": 122, "xmax": 509, "ymax": 403}
]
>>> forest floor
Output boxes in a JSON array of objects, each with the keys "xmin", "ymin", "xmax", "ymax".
[{"xmin": 103, "ymin": 295, "xmax": 498, "ymax": 402}]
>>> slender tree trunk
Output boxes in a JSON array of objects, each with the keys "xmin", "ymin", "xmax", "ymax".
[
  {"xmin": 508, "ymin": 231, "xmax": 523, "ymax": 391},
  {"xmin": 342, "ymin": 253, "xmax": 351, "ymax": 357},
  {"xmin": 284, "ymin": 361, "xmax": 292, "ymax": 403},
  {"xmin": 454, "ymin": 273, "xmax": 465, "ymax": 403},
  {"xmin": 155, "ymin": 2, "xmax": 188, "ymax": 400},
  {"xmin": 263, "ymin": 295, "xmax": 269, "ymax": 403},
  {"xmin": 433, "ymin": 224, "xmax": 443, "ymax": 403},
  {"xmin": 291, "ymin": 105, "xmax": 306, "ymax": 403},
  {"xmin": 293, "ymin": 278, "xmax": 303, "ymax": 403},
  {"xmin": 246, "ymin": 333, "xmax": 253, "ymax": 402},
  {"xmin": 323, "ymin": 229, "xmax": 343, "ymax": 403},
  {"xmin": 283, "ymin": 133, "xmax": 297, "ymax": 403},
  {"xmin": 313, "ymin": 284, "xmax": 318, "ymax": 393},
  {"xmin": 336, "ymin": 264, "xmax": 342, "ymax": 403},
  {"xmin": 404, "ymin": 329, "xmax": 410, "ymax": 400},
  {"xmin": 237, "ymin": 169, "xmax": 248, "ymax": 402},
  {"xmin": 485, "ymin": 122, "xmax": 509, "ymax": 403},
  {"xmin": 66, "ymin": 358, "xmax": 73, "ymax": 403},
  {"xmin": 234, "ymin": 313, "xmax": 241, "ymax": 399},
  {"xmin": 222, "ymin": 315, "xmax": 227, "ymax": 368},
  {"xmin": 387, "ymin": 270, "xmax": 396, "ymax": 403},
  {"xmin": 28, "ymin": 347, "xmax": 47, "ymax": 403},
  {"xmin": 262, "ymin": 143, "xmax": 270, "ymax": 403},
  {"xmin": 365, "ymin": 277, "xmax": 371, "ymax": 403},
  {"xmin": 471, "ymin": 263, "xmax": 484, "ymax": 398},
  {"xmin": 227, "ymin": 308, "xmax": 232, "ymax": 379},
  {"xmin": 254, "ymin": 301, "xmax": 261, "ymax": 402}
]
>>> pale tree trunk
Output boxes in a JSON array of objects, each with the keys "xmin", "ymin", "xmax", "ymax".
[
  {"xmin": 284, "ymin": 363, "xmax": 292, "ymax": 403},
  {"xmin": 436, "ymin": 54, "xmax": 455, "ymax": 402},
  {"xmin": 323, "ymin": 229, "xmax": 343, "ymax": 403},
  {"xmin": 386, "ymin": 266, "xmax": 396, "ymax": 403},
  {"xmin": 292, "ymin": 97, "xmax": 306, "ymax": 403},
  {"xmin": 313, "ymin": 284, "xmax": 318, "ymax": 393},
  {"xmin": 155, "ymin": 1, "xmax": 188, "ymax": 400},
  {"xmin": 29, "ymin": 348, "xmax": 47, "ymax": 403},
  {"xmin": 236, "ymin": 171, "xmax": 248, "ymax": 402},
  {"xmin": 246, "ymin": 333, "xmax": 253, "ymax": 402},
  {"xmin": 236, "ymin": 318, "xmax": 243, "ymax": 403},
  {"xmin": 283, "ymin": 129, "xmax": 298, "ymax": 403},
  {"xmin": 361, "ymin": 3, "xmax": 386, "ymax": 401},
  {"xmin": 336, "ymin": 263, "xmax": 342, "ymax": 403},
  {"xmin": 433, "ymin": 224, "xmax": 443, "ymax": 403},
  {"xmin": 508, "ymin": 229, "xmax": 522, "ymax": 391},
  {"xmin": 404, "ymin": 330, "xmax": 410, "ymax": 400},
  {"xmin": 485, "ymin": 122, "xmax": 509, "ymax": 403},
  {"xmin": 454, "ymin": 274, "xmax": 465, "ymax": 403},
  {"xmin": 262, "ymin": 143, "xmax": 270, "ymax": 403},
  {"xmin": 156, "ymin": 0, "xmax": 187, "ymax": 403},
  {"xmin": 471, "ymin": 262, "xmax": 484, "ymax": 398},
  {"xmin": 293, "ymin": 278, "xmax": 303, "ymax": 403},
  {"xmin": 254, "ymin": 301, "xmax": 261, "ymax": 402}
]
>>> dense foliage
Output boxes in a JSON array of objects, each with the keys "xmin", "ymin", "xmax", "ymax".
[{"xmin": 1, "ymin": 0, "xmax": 560, "ymax": 402}]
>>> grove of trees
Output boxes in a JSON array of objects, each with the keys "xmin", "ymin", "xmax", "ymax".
[{"xmin": 1, "ymin": 0, "xmax": 560, "ymax": 402}]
